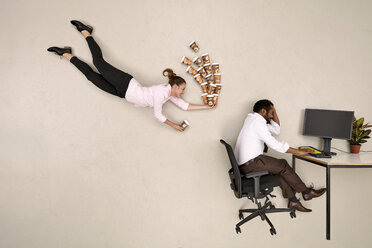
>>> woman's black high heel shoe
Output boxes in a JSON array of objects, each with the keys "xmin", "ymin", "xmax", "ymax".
[
  {"xmin": 47, "ymin": 46, "xmax": 72, "ymax": 56},
  {"xmin": 70, "ymin": 20, "xmax": 93, "ymax": 34}
]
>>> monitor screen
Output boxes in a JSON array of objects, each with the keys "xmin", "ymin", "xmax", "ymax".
[{"xmin": 303, "ymin": 109, "xmax": 354, "ymax": 140}]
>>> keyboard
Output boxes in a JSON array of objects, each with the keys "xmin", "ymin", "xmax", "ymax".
[{"xmin": 298, "ymin": 146, "xmax": 332, "ymax": 158}]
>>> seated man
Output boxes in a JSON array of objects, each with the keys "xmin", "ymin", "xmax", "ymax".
[{"xmin": 234, "ymin": 99, "xmax": 326, "ymax": 212}]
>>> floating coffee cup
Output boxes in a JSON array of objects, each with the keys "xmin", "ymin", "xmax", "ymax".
[
  {"xmin": 207, "ymin": 94, "xmax": 214, "ymax": 106},
  {"xmin": 200, "ymin": 82, "xmax": 208, "ymax": 93},
  {"xmin": 213, "ymin": 94, "xmax": 219, "ymax": 105},
  {"xmin": 201, "ymin": 93, "xmax": 208, "ymax": 105},
  {"xmin": 181, "ymin": 120, "xmax": 190, "ymax": 129},
  {"xmin": 186, "ymin": 65, "xmax": 197, "ymax": 75},
  {"xmin": 193, "ymin": 74, "xmax": 203, "ymax": 84},
  {"xmin": 181, "ymin": 56, "xmax": 192, "ymax": 65},
  {"xmin": 208, "ymin": 83, "xmax": 216, "ymax": 94},
  {"xmin": 201, "ymin": 53, "xmax": 211, "ymax": 64},
  {"xmin": 189, "ymin": 40, "xmax": 199, "ymax": 52},
  {"xmin": 205, "ymin": 74, "xmax": 213, "ymax": 84},
  {"xmin": 214, "ymin": 73, "xmax": 221, "ymax": 84},
  {"xmin": 203, "ymin": 63, "xmax": 212, "ymax": 75},
  {"xmin": 193, "ymin": 56, "xmax": 204, "ymax": 67},
  {"xmin": 212, "ymin": 63, "xmax": 220, "ymax": 73},
  {"xmin": 197, "ymin": 67, "xmax": 208, "ymax": 78},
  {"xmin": 214, "ymin": 83, "xmax": 222, "ymax": 94}
]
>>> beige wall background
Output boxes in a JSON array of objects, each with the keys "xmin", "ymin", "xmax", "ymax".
[{"xmin": 1, "ymin": 0, "xmax": 372, "ymax": 247}]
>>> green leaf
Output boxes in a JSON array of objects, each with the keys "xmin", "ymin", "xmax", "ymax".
[
  {"xmin": 356, "ymin": 118, "xmax": 364, "ymax": 128},
  {"xmin": 362, "ymin": 123, "xmax": 372, "ymax": 129},
  {"xmin": 360, "ymin": 140, "xmax": 367, "ymax": 143}
]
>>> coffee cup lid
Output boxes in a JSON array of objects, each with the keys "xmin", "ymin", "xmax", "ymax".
[
  {"xmin": 203, "ymin": 63, "xmax": 211, "ymax": 66},
  {"xmin": 210, "ymin": 84, "xmax": 216, "ymax": 87},
  {"xmin": 201, "ymin": 93, "xmax": 208, "ymax": 96},
  {"xmin": 213, "ymin": 94, "xmax": 219, "ymax": 96},
  {"xmin": 189, "ymin": 40, "xmax": 196, "ymax": 46},
  {"xmin": 201, "ymin": 82, "xmax": 208, "ymax": 86},
  {"xmin": 215, "ymin": 83, "xmax": 222, "ymax": 86},
  {"xmin": 193, "ymin": 57, "xmax": 199, "ymax": 62},
  {"xmin": 193, "ymin": 73, "xmax": 200, "ymax": 78},
  {"xmin": 212, "ymin": 63, "xmax": 219, "ymax": 65},
  {"xmin": 197, "ymin": 67, "xmax": 204, "ymax": 71},
  {"xmin": 205, "ymin": 74, "xmax": 212, "ymax": 78},
  {"xmin": 214, "ymin": 73, "xmax": 221, "ymax": 76},
  {"xmin": 183, "ymin": 120, "xmax": 190, "ymax": 126},
  {"xmin": 207, "ymin": 94, "xmax": 214, "ymax": 97},
  {"xmin": 181, "ymin": 56, "xmax": 186, "ymax": 63},
  {"xmin": 186, "ymin": 66, "xmax": 191, "ymax": 71},
  {"xmin": 202, "ymin": 53, "xmax": 209, "ymax": 56}
]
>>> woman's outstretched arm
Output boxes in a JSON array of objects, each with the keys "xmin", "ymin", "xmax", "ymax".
[{"xmin": 187, "ymin": 104, "xmax": 216, "ymax": 110}]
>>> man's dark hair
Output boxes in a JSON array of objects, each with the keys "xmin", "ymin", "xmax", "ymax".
[{"xmin": 253, "ymin": 99, "xmax": 274, "ymax": 113}]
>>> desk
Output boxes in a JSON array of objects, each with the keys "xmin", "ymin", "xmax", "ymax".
[{"xmin": 292, "ymin": 152, "xmax": 372, "ymax": 240}]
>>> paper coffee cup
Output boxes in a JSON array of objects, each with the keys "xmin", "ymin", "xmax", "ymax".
[
  {"xmin": 212, "ymin": 63, "xmax": 220, "ymax": 73},
  {"xmin": 202, "ymin": 53, "xmax": 210, "ymax": 64},
  {"xmin": 193, "ymin": 74, "xmax": 203, "ymax": 84},
  {"xmin": 208, "ymin": 83, "xmax": 216, "ymax": 94},
  {"xmin": 181, "ymin": 56, "xmax": 192, "ymax": 65},
  {"xmin": 197, "ymin": 67, "xmax": 208, "ymax": 78},
  {"xmin": 207, "ymin": 94, "xmax": 214, "ymax": 106},
  {"xmin": 201, "ymin": 93, "xmax": 208, "ymax": 105},
  {"xmin": 215, "ymin": 83, "xmax": 222, "ymax": 94},
  {"xmin": 203, "ymin": 63, "xmax": 212, "ymax": 75},
  {"xmin": 213, "ymin": 94, "xmax": 219, "ymax": 105},
  {"xmin": 181, "ymin": 120, "xmax": 190, "ymax": 129},
  {"xmin": 193, "ymin": 56, "xmax": 204, "ymax": 67},
  {"xmin": 186, "ymin": 65, "xmax": 197, "ymax": 75},
  {"xmin": 200, "ymin": 82, "xmax": 208, "ymax": 93},
  {"xmin": 214, "ymin": 73, "xmax": 221, "ymax": 84},
  {"xmin": 189, "ymin": 40, "xmax": 199, "ymax": 52}
]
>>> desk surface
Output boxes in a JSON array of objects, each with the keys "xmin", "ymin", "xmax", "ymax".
[{"xmin": 295, "ymin": 151, "xmax": 372, "ymax": 166}]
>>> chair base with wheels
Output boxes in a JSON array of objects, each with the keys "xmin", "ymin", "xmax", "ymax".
[{"xmin": 221, "ymin": 139, "xmax": 296, "ymax": 235}]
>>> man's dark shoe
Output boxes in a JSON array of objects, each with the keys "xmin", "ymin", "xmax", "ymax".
[
  {"xmin": 70, "ymin": 20, "xmax": 93, "ymax": 34},
  {"xmin": 303, "ymin": 188, "xmax": 326, "ymax": 201},
  {"xmin": 47, "ymin": 46, "xmax": 72, "ymax": 56},
  {"xmin": 288, "ymin": 201, "xmax": 312, "ymax": 212}
]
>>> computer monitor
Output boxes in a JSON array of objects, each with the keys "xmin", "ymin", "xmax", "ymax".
[{"xmin": 303, "ymin": 108, "xmax": 354, "ymax": 157}]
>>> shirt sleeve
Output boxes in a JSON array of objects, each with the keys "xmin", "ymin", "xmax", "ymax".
[
  {"xmin": 153, "ymin": 94, "xmax": 167, "ymax": 123},
  {"xmin": 256, "ymin": 123, "xmax": 289, "ymax": 153},
  {"xmin": 267, "ymin": 120, "xmax": 281, "ymax": 136},
  {"xmin": 169, "ymin": 96, "xmax": 189, "ymax": 111}
]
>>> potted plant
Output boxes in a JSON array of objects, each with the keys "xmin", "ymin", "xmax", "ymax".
[{"xmin": 350, "ymin": 116, "xmax": 371, "ymax": 154}]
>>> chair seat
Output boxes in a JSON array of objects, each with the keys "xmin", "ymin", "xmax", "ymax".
[{"xmin": 241, "ymin": 174, "xmax": 281, "ymax": 194}]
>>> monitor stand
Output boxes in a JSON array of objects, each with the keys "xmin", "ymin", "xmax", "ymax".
[{"xmin": 319, "ymin": 138, "xmax": 337, "ymax": 158}]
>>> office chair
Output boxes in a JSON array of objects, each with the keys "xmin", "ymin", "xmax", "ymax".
[{"xmin": 220, "ymin": 139, "xmax": 296, "ymax": 235}]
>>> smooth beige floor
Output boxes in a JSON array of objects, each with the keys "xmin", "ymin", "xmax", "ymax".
[{"xmin": 1, "ymin": 0, "xmax": 372, "ymax": 247}]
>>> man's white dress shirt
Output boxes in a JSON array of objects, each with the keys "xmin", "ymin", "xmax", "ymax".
[{"xmin": 234, "ymin": 112, "xmax": 290, "ymax": 165}]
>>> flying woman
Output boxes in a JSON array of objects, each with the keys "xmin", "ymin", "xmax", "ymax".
[{"xmin": 48, "ymin": 20, "xmax": 214, "ymax": 131}]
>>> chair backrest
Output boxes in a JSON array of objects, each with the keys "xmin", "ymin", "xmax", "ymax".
[{"xmin": 220, "ymin": 139, "xmax": 243, "ymax": 198}]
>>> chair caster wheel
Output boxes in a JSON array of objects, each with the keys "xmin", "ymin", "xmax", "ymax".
[
  {"xmin": 270, "ymin": 228, "xmax": 277, "ymax": 235},
  {"xmin": 290, "ymin": 211, "xmax": 296, "ymax": 218},
  {"xmin": 236, "ymin": 227, "xmax": 241, "ymax": 234},
  {"xmin": 239, "ymin": 213, "xmax": 244, "ymax": 220},
  {"xmin": 269, "ymin": 204, "xmax": 275, "ymax": 209}
]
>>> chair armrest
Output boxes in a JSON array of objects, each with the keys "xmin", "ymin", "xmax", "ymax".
[{"xmin": 244, "ymin": 171, "xmax": 269, "ymax": 179}]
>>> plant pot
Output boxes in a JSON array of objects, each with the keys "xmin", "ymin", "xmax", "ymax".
[{"xmin": 350, "ymin": 144, "xmax": 361, "ymax": 154}]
